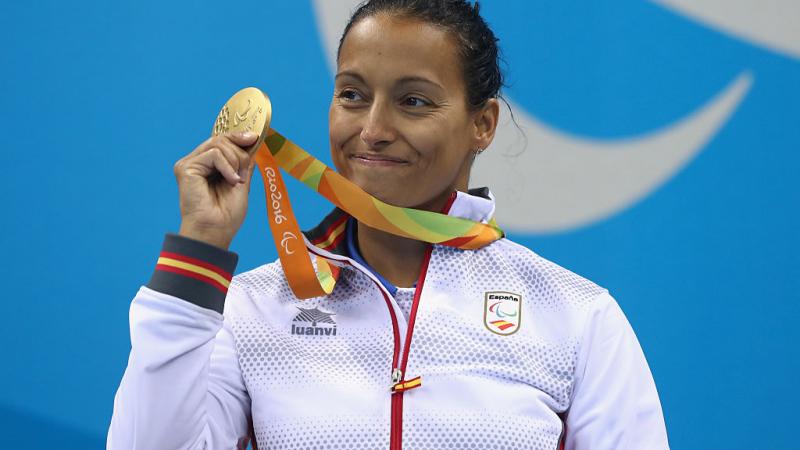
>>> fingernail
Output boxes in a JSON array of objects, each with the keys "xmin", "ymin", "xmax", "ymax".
[{"xmin": 242, "ymin": 131, "xmax": 257, "ymax": 140}]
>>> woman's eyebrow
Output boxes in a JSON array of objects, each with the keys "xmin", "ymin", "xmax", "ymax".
[
  {"xmin": 396, "ymin": 76, "xmax": 444, "ymax": 91},
  {"xmin": 335, "ymin": 71, "xmax": 444, "ymax": 91},
  {"xmin": 334, "ymin": 71, "xmax": 365, "ymax": 83}
]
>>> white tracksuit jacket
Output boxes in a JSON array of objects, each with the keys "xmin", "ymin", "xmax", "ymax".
[{"xmin": 108, "ymin": 190, "xmax": 669, "ymax": 450}]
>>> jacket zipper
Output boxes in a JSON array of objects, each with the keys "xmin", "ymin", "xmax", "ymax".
[
  {"xmin": 388, "ymin": 246, "xmax": 433, "ymax": 450},
  {"xmin": 388, "ymin": 193, "xmax": 455, "ymax": 450},
  {"xmin": 307, "ymin": 250, "xmax": 405, "ymax": 448},
  {"xmin": 308, "ymin": 194, "xmax": 456, "ymax": 450}
]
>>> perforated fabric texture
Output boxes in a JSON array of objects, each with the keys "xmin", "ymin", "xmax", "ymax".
[
  {"xmin": 403, "ymin": 411, "xmax": 562, "ymax": 450},
  {"xmin": 394, "ymin": 287, "xmax": 415, "ymax": 321},
  {"xmin": 226, "ymin": 238, "xmax": 607, "ymax": 449}
]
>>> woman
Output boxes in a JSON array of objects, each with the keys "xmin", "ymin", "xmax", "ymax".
[{"xmin": 108, "ymin": 1, "xmax": 669, "ymax": 449}]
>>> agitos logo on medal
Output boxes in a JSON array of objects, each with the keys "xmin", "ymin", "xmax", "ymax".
[{"xmin": 484, "ymin": 291, "xmax": 522, "ymax": 335}]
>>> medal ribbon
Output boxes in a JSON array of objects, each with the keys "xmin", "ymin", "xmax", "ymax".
[{"xmin": 253, "ymin": 128, "xmax": 503, "ymax": 299}]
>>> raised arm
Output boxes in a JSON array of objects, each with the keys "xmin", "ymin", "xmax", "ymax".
[{"xmin": 107, "ymin": 235, "xmax": 253, "ymax": 449}]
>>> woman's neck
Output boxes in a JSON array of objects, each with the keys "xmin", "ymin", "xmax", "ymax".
[
  {"xmin": 355, "ymin": 191, "xmax": 455, "ymax": 288},
  {"xmin": 356, "ymin": 221, "xmax": 429, "ymax": 288}
]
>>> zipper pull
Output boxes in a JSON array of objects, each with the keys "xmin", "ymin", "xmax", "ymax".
[{"xmin": 391, "ymin": 368, "xmax": 403, "ymax": 385}]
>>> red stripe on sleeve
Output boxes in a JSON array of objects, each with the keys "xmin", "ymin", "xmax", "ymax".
[
  {"xmin": 155, "ymin": 264, "xmax": 229, "ymax": 293},
  {"xmin": 159, "ymin": 252, "xmax": 233, "ymax": 280}
]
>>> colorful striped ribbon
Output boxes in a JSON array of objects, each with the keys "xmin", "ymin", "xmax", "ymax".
[{"xmin": 253, "ymin": 128, "xmax": 504, "ymax": 299}]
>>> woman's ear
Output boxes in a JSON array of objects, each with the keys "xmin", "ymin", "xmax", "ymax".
[{"xmin": 472, "ymin": 98, "xmax": 500, "ymax": 151}]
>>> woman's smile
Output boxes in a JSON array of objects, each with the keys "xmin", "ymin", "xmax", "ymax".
[{"xmin": 349, "ymin": 152, "xmax": 411, "ymax": 167}]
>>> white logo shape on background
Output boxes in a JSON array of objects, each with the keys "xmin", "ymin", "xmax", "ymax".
[
  {"xmin": 654, "ymin": 0, "xmax": 800, "ymax": 60},
  {"xmin": 312, "ymin": 0, "xmax": 752, "ymax": 232}
]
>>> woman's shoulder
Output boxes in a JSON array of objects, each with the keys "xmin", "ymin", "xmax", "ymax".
[
  {"xmin": 223, "ymin": 259, "xmax": 291, "ymax": 315},
  {"xmin": 480, "ymin": 237, "xmax": 608, "ymax": 309},
  {"xmin": 229, "ymin": 258, "xmax": 285, "ymax": 292}
]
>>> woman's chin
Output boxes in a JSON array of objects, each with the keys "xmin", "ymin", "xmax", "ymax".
[
  {"xmin": 367, "ymin": 188, "xmax": 410, "ymax": 207},
  {"xmin": 352, "ymin": 178, "xmax": 416, "ymax": 207}
]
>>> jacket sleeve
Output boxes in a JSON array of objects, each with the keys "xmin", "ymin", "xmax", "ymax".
[
  {"xmin": 564, "ymin": 292, "xmax": 670, "ymax": 450},
  {"xmin": 107, "ymin": 234, "xmax": 252, "ymax": 450}
]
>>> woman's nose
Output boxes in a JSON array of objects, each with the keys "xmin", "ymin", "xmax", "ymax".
[{"xmin": 360, "ymin": 101, "xmax": 396, "ymax": 149}]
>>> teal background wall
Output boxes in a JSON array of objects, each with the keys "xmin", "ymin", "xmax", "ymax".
[{"xmin": 1, "ymin": 1, "xmax": 798, "ymax": 448}]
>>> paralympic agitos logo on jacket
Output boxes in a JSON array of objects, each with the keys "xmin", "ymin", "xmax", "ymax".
[
  {"xmin": 291, "ymin": 306, "xmax": 337, "ymax": 336},
  {"xmin": 484, "ymin": 292, "xmax": 522, "ymax": 335}
]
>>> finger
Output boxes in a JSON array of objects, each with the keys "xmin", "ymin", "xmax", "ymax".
[
  {"xmin": 181, "ymin": 131, "xmax": 256, "ymax": 162},
  {"xmin": 213, "ymin": 143, "xmax": 244, "ymax": 173},
  {"xmin": 226, "ymin": 131, "xmax": 259, "ymax": 148},
  {"xmin": 183, "ymin": 135, "xmax": 219, "ymax": 160},
  {"xmin": 200, "ymin": 147, "xmax": 240, "ymax": 185},
  {"xmin": 214, "ymin": 137, "xmax": 251, "ymax": 180}
]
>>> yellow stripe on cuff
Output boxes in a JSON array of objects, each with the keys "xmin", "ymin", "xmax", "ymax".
[{"xmin": 157, "ymin": 257, "xmax": 232, "ymax": 288}]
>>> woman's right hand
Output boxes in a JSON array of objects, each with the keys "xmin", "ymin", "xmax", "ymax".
[{"xmin": 174, "ymin": 131, "xmax": 259, "ymax": 250}]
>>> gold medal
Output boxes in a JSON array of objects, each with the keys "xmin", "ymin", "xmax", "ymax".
[{"xmin": 211, "ymin": 87, "xmax": 272, "ymax": 154}]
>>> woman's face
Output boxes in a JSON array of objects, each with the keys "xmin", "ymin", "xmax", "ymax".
[{"xmin": 329, "ymin": 14, "xmax": 495, "ymax": 211}]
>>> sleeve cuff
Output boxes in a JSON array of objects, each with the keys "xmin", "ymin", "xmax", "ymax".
[{"xmin": 146, "ymin": 233, "xmax": 239, "ymax": 314}]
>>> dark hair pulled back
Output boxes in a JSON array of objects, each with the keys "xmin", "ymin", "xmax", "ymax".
[{"xmin": 338, "ymin": 0, "xmax": 504, "ymax": 110}]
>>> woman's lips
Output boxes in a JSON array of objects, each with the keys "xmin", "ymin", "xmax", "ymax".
[{"xmin": 350, "ymin": 153, "xmax": 409, "ymax": 166}]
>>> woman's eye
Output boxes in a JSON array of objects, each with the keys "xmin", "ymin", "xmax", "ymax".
[
  {"xmin": 403, "ymin": 96, "xmax": 431, "ymax": 107},
  {"xmin": 338, "ymin": 89, "xmax": 363, "ymax": 102}
]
